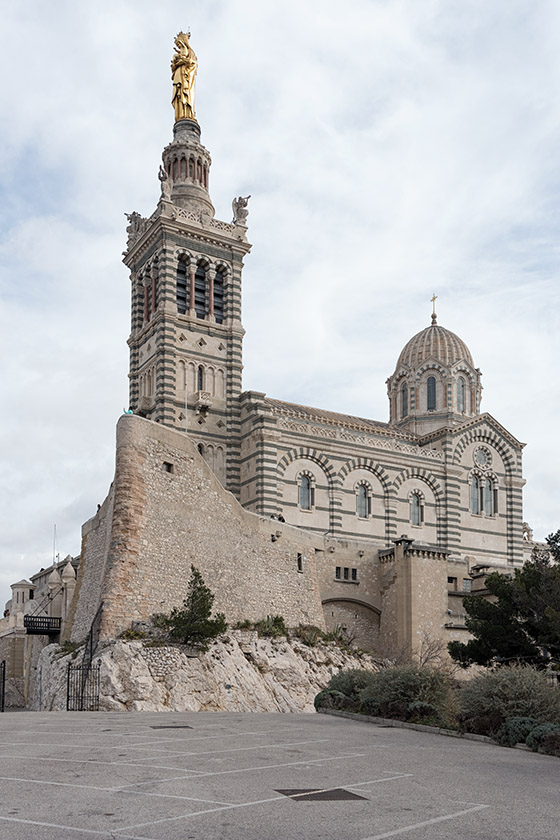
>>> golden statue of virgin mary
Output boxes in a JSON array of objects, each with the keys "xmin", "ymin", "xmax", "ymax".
[{"xmin": 171, "ymin": 32, "xmax": 197, "ymax": 122}]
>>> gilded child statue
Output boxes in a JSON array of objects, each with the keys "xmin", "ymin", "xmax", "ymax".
[{"xmin": 171, "ymin": 32, "xmax": 197, "ymax": 121}]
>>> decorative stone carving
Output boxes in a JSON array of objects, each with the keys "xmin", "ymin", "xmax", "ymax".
[
  {"xmin": 125, "ymin": 211, "xmax": 148, "ymax": 249},
  {"xmin": 232, "ymin": 195, "xmax": 250, "ymax": 225},
  {"xmin": 158, "ymin": 165, "xmax": 172, "ymax": 201}
]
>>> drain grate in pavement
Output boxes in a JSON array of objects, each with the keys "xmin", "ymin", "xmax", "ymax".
[
  {"xmin": 276, "ymin": 788, "xmax": 367, "ymax": 802},
  {"xmin": 150, "ymin": 725, "xmax": 193, "ymax": 730}
]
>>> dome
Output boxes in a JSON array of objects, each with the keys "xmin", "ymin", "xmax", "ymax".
[{"xmin": 396, "ymin": 321, "xmax": 474, "ymax": 370}]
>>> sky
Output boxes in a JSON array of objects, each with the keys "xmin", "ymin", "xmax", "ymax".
[{"xmin": 1, "ymin": 0, "xmax": 559, "ymax": 606}]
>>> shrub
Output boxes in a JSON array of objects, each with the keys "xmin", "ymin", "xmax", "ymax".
[
  {"xmin": 293, "ymin": 624, "xmax": 324, "ymax": 647},
  {"xmin": 254, "ymin": 615, "xmax": 287, "ymax": 637},
  {"xmin": 538, "ymin": 731, "xmax": 560, "ymax": 757},
  {"xmin": 323, "ymin": 624, "xmax": 355, "ymax": 648},
  {"xmin": 494, "ymin": 717, "xmax": 541, "ymax": 747},
  {"xmin": 313, "ymin": 689, "xmax": 349, "ymax": 711},
  {"xmin": 154, "ymin": 566, "xmax": 228, "ymax": 651},
  {"xmin": 119, "ymin": 628, "xmax": 146, "ymax": 640},
  {"xmin": 526, "ymin": 723, "xmax": 560, "ymax": 752},
  {"xmin": 326, "ymin": 669, "xmax": 378, "ymax": 703},
  {"xmin": 459, "ymin": 666, "xmax": 560, "ymax": 737},
  {"xmin": 358, "ymin": 666, "xmax": 452, "ymax": 722},
  {"xmin": 407, "ymin": 700, "xmax": 439, "ymax": 724}
]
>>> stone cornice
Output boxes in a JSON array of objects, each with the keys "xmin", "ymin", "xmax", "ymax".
[
  {"xmin": 261, "ymin": 399, "xmax": 444, "ymax": 461},
  {"xmin": 123, "ymin": 202, "xmax": 252, "ymax": 266}
]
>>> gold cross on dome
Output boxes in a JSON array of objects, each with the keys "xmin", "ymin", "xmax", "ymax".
[{"xmin": 431, "ymin": 293, "xmax": 438, "ymax": 323}]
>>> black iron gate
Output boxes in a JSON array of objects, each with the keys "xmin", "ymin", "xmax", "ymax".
[
  {"xmin": 66, "ymin": 663, "xmax": 100, "ymax": 711},
  {"xmin": 0, "ymin": 660, "xmax": 5, "ymax": 712}
]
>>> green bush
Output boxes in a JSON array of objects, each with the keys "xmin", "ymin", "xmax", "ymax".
[
  {"xmin": 254, "ymin": 615, "xmax": 287, "ymax": 637},
  {"xmin": 494, "ymin": 717, "xmax": 541, "ymax": 747},
  {"xmin": 407, "ymin": 700, "xmax": 439, "ymax": 724},
  {"xmin": 323, "ymin": 624, "xmax": 355, "ymax": 647},
  {"xmin": 358, "ymin": 666, "xmax": 452, "ymax": 722},
  {"xmin": 313, "ymin": 689, "xmax": 349, "ymax": 711},
  {"xmin": 459, "ymin": 667, "xmax": 560, "ymax": 737},
  {"xmin": 538, "ymin": 731, "xmax": 560, "ymax": 757},
  {"xmin": 293, "ymin": 624, "xmax": 324, "ymax": 647},
  {"xmin": 525, "ymin": 722, "xmax": 560, "ymax": 752},
  {"xmin": 326, "ymin": 669, "xmax": 378, "ymax": 703}
]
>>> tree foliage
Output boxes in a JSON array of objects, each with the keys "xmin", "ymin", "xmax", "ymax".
[
  {"xmin": 154, "ymin": 565, "xmax": 227, "ymax": 650},
  {"xmin": 448, "ymin": 531, "xmax": 560, "ymax": 668}
]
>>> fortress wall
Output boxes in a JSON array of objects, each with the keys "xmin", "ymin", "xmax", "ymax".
[
  {"xmin": 69, "ymin": 487, "xmax": 115, "ymax": 642},
  {"xmin": 88, "ymin": 415, "xmax": 325, "ymax": 640}
]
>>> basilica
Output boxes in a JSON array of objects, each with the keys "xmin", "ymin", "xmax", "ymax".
[{"xmin": 2, "ymin": 36, "xmax": 534, "ymax": 675}]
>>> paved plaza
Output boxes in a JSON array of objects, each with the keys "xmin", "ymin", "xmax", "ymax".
[{"xmin": 0, "ymin": 710, "xmax": 558, "ymax": 839}]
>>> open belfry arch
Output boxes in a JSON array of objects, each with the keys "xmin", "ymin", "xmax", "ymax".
[{"xmin": 6, "ymin": 33, "xmax": 534, "ymax": 677}]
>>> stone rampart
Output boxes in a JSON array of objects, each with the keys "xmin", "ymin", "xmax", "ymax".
[{"xmin": 72, "ymin": 415, "xmax": 325, "ymax": 641}]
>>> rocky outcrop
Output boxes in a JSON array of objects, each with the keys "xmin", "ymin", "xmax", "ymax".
[{"xmin": 31, "ymin": 631, "xmax": 378, "ymax": 712}]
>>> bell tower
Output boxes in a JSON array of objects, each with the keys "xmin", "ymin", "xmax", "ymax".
[{"xmin": 123, "ymin": 33, "xmax": 251, "ymax": 496}]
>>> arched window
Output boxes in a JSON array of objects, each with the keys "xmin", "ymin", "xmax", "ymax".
[
  {"xmin": 470, "ymin": 475, "xmax": 480, "ymax": 514},
  {"xmin": 457, "ymin": 377, "xmax": 465, "ymax": 413},
  {"xmin": 197, "ymin": 365, "xmax": 204, "ymax": 392},
  {"xmin": 483, "ymin": 477, "xmax": 493, "ymax": 515},
  {"xmin": 214, "ymin": 269, "xmax": 225, "ymax": 324},
  {"xmin": 194, "ymin": 265, "xmax": 207, "ymax": 319},
  {"xmin": 299, "ymin": 475, "xmax": 311, "ymax": 510},
  {"xmin": 409, "ymin": 491, "xmax": 424, "ymax": 526},
  {"xmin": 401, "ymin": 383, "xmax": 408, "ymax": 419},
  {"xmin": 482, "ymin": 476, "xmax": 498, "ymax": 516},
  {"xmin": 176, "ymin": 259, "xmax": 188, "ymax": 314},
  {"xmin": 427, "ymin": 376, "xmax": 436, "ymax": 411},
  {"xmin": 356, "ymin": 483, "xmax": 369, "ymax": 518},
  {"xmin": 197, "ymin": 443, "xmax": 205, "ymax": 456}
]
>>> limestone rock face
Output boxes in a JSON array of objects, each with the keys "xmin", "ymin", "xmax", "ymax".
[{"xmin": 31, "ymin": 631, "xmax": 377, "ymax": 713}]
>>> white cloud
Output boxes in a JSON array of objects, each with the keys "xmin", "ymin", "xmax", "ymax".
[{"xmin": 1, "ymin": 0, "xmax": 559, "ymax": 605}]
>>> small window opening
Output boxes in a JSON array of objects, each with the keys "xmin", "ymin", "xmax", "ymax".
[
  {"xmin": 401, "ymin": 382, "xmax": 408, "ymax": 418},
  {"xmin": 356, "ymin": 484, "xmax": 368, "ymax": 518},
  {"xmin": 470, "ymin": 475, "xmax": 480, "ymax": 514},
  {"xmin": 176, "ymin": 260, "xmax": 188, "ymax": 315},
  {"xmin": 335, "ymin": 566, "xmax": 341, "ymax": 579},
  {"xmin": 299, "ymin": 475, "xmax": 312, "ymax": 510},
  {"xmin": 343, "ymin": 567, "xmax": 349, "ymax": 580},
  {"xmin": 457, "ymin": 377, "xmax": 465, "ymax": 413},
  {"xmin": 410, "ymin": 492, "xmax": 423, "ymax": 526},
  {"xmin": 214, "ymin": 270, "xmax": 225, "ymax": 324},
  {"xmin": 194, "ymin": 265, "xmax": 207, "ymax": 319},
  {"xmin": 297, "ymin": 553, "xmax": 303, "ymax": 573},
  {"xmin": 162, "ymin": 462, "xmax": 174, "ymax": 473},
  {"xmin": 351, "ymin": 568, "xmax": 357, "ymax": 581},
  {"xmin": 427, "ymin": 376, "xmax": 436, "ymax": 411}
]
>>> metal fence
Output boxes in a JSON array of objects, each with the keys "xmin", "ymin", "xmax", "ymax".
[{"xmin": 66, "ymin": 663, "xmax": 101, "ymax": 711}]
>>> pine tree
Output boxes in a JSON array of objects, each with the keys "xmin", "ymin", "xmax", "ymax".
[
  {"xmin": 449, "ymin": 530, "xmax": 560, "ymax": 668},
  {"xmin": 158, "ymin": 566, "xmax": 227, "ymax": 650}
]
